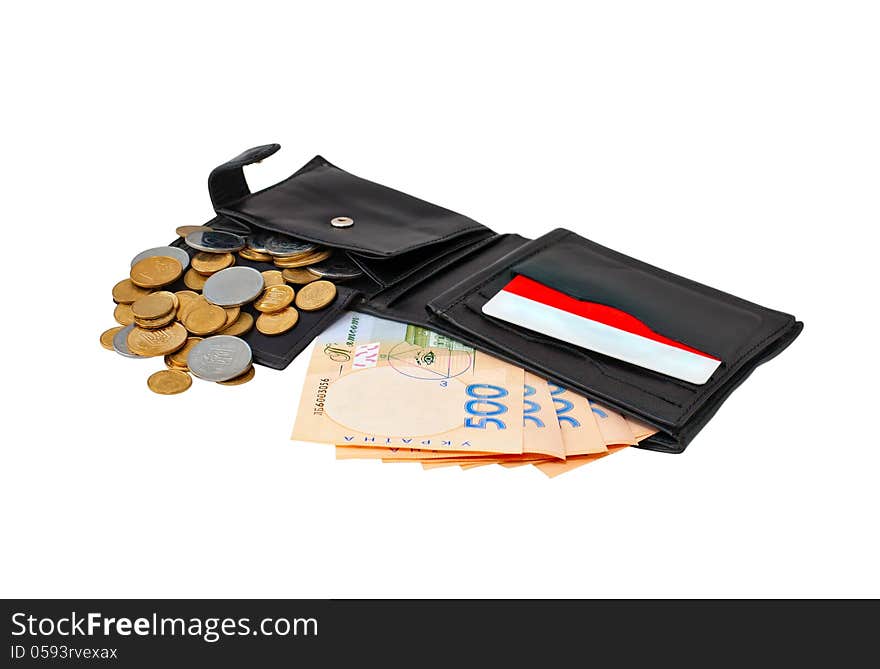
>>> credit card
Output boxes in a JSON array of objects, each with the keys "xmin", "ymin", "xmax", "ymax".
[{"xmin": 481, "ymin": 275, "xmax": 721, "ymax": 385}]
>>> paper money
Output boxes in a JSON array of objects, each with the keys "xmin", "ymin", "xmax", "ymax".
[
  {"xmin": 293, "ymin": 312, "xmax": 660, "ymax": 477},
  {"xmin": 589, "ymin": 400, "xmax": 637, "ymax": 446},
  {"xmin": 292, "ymin": 312, "xmax": 524, "ymax": 454},
  {"xmin": 548, "ymin": 383, "xmax": 606, "ymax": 455}
]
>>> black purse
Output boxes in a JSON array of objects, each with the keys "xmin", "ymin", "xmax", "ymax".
[{"xmin": 184, "ymin": 143, "xmax": 802, "ymax": 454}]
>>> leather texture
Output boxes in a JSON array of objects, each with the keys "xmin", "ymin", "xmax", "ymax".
[{"xmin": 201, "ymin": 145, "xmax": 803, "ymax": 453}]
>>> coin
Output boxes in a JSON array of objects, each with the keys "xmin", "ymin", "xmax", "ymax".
[
  {"xmin": 254, "ymin": 284, "xmax": 295, "ymax": 313},
  {"xmin": 184, "ymin": 302, "xmax": 228, "ymax": 335},
  {"xmin": 176, "ymin": 225, "xmax": 213, "ymax": 237},
  {"xmin": 127, "ymin": 322, "xmax": 188, "ymax": 357},
  {"xmin": 264, "ymin": 234, "xmax": 317, "ymax": 257},
  {"xmin": 164, "ymin": 337, "xmax": 202, "ymax": 370},
  {"xmin": 135, "ymin": 311, "xmax": 177, "ymax": 329},
  {"xmin": 131, "ymin": 291, "xmax": 176, "ymax": 320},
  {"xmin": 273, "ymin": 249, "xmax": 332, "ymax": 268},
  {"xmin": 185, "ymin": 230, "xmax": 246, "ymax": 253},
  {"xmin": 112, "ymin": 323, "xmax": 147, "ymax": 358},
  {"xmin": 295, "ymin": 280, "xmax": 337, "ymax": 311},
  {"xmin": 100, "ymin": 326, "xmax": 123, "ymax": 350},
  {"xmin": 217, "ymin": 365, "xmax": 255, "ymax": 386},
  {"xmin": 306, "ymin": 256, "xmax": 363, "ymax": 281},
  {"xmin": 261, "ymin": 270, "xmax": 284, "ymax": 287},
  {"xmin": 191, "ymin": 251, "xmax": 235, "ymax": 274},
  {"xmin": 222, "ymin": 305, "xmax": 241, "ymax": 328},
  {"xmin": 239, "ymin": 248, "xmax": 273, "ymax": 262},
  {"xmin": 281, "ymin": 268, "xmax": 319, "ymax": 285},
  {"xmin": 203, "ymin": 266, "xmax": 264, "ymax": 307},
  {"xmin": 130, "ymin": 256, "xmax": 183, "ymax": 288},
  {"xmin": 187, "ymin": 335, "xmax": 253, "ymax": 382},
  {"xmin": 130, "ymin": 246, "xmax": 191, "ymax": 271},
  {"xmin": 246, "ymin": 230, "xmax": 272, "ymax": 253},
  {"xmin": 112, "ymin": 279, "xmax": 151, "ymax": 304},
  {"xmin": 147, "ymin": 369, "xmax": 192, "ymax": 395},
  {"xmin": 175, "ymin": 290, "xmax": 200, "ymax": 318},
  {"xmin": 113, "ymin": 302, "xmax": 135, "ymax": 325},
  {"xmin": 256, "ymin": 307, "xmax": 299, "ymax": 335},
  {"xmin": 218, "ymin": 312, "xmax": 254, "ymax": 336},
  {"xmin": 183, "ymin": 268, "xmax": 208, "ymax": 290}
]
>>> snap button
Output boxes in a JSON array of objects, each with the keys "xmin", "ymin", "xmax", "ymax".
[{"xmin": 331, "ymin": 216, "xmax": 354, "ymax": 228}]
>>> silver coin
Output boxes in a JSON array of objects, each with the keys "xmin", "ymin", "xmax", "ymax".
[
  {"xmin": 306, "ymin": 256, "xmax": 364, "ymax": 281},
  {"xmin": 264, "ymin": 233, "xmax": 317, "ymax": 257},
  {"xmin": 112, "ymin": 324, "xmax": 146, "ymax": 359},
  {"xmin": 210, "ymin": 217, "xmax": 252, "ymax": 236},
  {"xmin": 246, "ymin": 230, "xmax": 272, "ymax": 253},
  {"xmin": 187, "ymin": 335, "xmax": 253, "ymax": 382},
  {"xmin": 185, "ymin": 230, "xmax": 246, "ymax": 253},
  {"xmin": 130, "ymin": 245, "xmax": 190, "ymax": 270},
  {"xmin": 202, "ymin": 266, "xmax": 265, "ymax": 306}
]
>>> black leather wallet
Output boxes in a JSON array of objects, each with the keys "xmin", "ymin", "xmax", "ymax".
[{"xmin": 195, "ymin": 143, "xmax": 803, "ymax": 454}]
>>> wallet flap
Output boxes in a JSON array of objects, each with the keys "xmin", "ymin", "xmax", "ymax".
[{"xmin": 211, "ymin": 146, "xmax": 490, "ymax": 258}]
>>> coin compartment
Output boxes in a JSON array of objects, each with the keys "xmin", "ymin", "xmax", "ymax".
[
  {"xmin": 168, "ymin": 236, "xmax": 361, "ymax": 370},
  {"xmin": 424, "ymin": 228, "xmax": 802, "ymax": 451},
  {"xmin": 210, "ymin": 147, "xmax": 490, "ymax": 259}
]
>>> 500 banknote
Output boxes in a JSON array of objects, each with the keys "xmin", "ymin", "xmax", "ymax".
[{"xmin": 292, "ymin": 312, "xmax": 524, "ymax": 454}]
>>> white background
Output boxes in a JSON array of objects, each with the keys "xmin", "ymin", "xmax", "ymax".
[{"xmin": 1, "ymin": 2, "xmax": 878, "ymax": 598}]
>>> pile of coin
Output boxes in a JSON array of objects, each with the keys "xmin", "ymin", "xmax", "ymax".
[{"xmin": 101, "ymin": 224, "xmax": 362, "ymax": 395}]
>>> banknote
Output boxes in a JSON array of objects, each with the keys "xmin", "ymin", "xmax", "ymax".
[
  {"xmin": 548, "ymin": 383, "xmax": 606, "ymax": 455},
  {"xmin": 292, "ymin": 312, "xmax": 524, "ymax": 454},
  {"xmin": 589, "ymin": 400, "xmax": 637, "ymax": 446}
]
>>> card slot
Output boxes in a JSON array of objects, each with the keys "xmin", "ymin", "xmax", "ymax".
[
  {"xmin": 375, "ymin": 234, "xmax": 517, "ymax": 310},
  {"xmin": 509, "ymin": 236, "xmax": 774, "ymax": 364},
  {"xmin": 461, "ymin": 297, "xmax": 695, "ymax": 404},
  {"xmin": 349, "ymin": 229, "xmax": 493, "ymax": 288}
]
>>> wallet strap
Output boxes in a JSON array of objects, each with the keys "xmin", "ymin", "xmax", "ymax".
[{"xmin": 208, "ymin": 143, "xmax": 281, "ymax": 209}]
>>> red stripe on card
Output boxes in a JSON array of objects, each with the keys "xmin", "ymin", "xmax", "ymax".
[{"xmin": 503, "ymin": 275, "xmax": 720, "ymax": 360}]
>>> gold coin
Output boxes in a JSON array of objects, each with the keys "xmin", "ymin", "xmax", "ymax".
[
  {"xmin": 281, "ymin": 268, "xmax": 319, "ymax": 285},
  {"xmin": 295, "ymin": 280, "xmax": 337, "ymax": 311},
  {"xmin": 176, "ymin": 225, "xmax": 213, "ymax": 237},
  {"xmin": 256, "ymin": 307, "xmax": 299, "ymax": 335},
  {"xmin": 147, "ymin": 369, "xmax": 192, "ymax": 395},
  {"xmin": 183, "ymin": 267, "xmax": 208, "ymax": 290},
  {"xmin": 130, "ymin": 256, "xmax": 183, "ymax": 288},
  {"xmin": 219, "ymin": 312, "xmax": 254, "ymax": 336},
  {"xmin": 164, "ymin": 336, "xmax": 202, "ymax": 370},
  {"xmin": 112, "ymin": 278, "xmax": 151, "ymax": 304},
  {"xmin": 184, "ymin": 302, "xmax": 228, "ymax": 335},
  {"xmin": 254, "ymin": 284, "xmax": 295, "ymax": 313},
  {"xmin": 127, "ymin": 322, "xmax": 188, "ymax": 357},
  {"xmin": 240, "ymin": 248, "xmax": 273, "ymax": 262},
  {"xmin": 223, "ymin": 305, "xmax": 241, "ymax": 328},
  {"xmin": 191, "ymin": 251, "xmax": 234, "ymax": 274},
  {"xmin": 113, "ymin": 302, "xmax": 135, "ymax": 325},
  {"xmin": 261, "ymin": 270, "xmax": 284, "ymax": 287},
  {"xmin": 135, "ymin": 311, "xmax": 178, "ymax": 329},
  {"xmin": 131, "ymin": 291, "xmax": 176, "ymax": 320},
  {"xmin": 217, "ymin": 365, "xmax": 255, "ymax": 386},
  {"xmin": 273, "ymin": 249, "xmax": 332, "ymax": 268},
  {"xmin": 100, "ymin": 326, "xmax": 123, "ymax": 350},
  {"xmin": 175, "ymin": 290, "xmax": 199, "ymax": 318}
]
